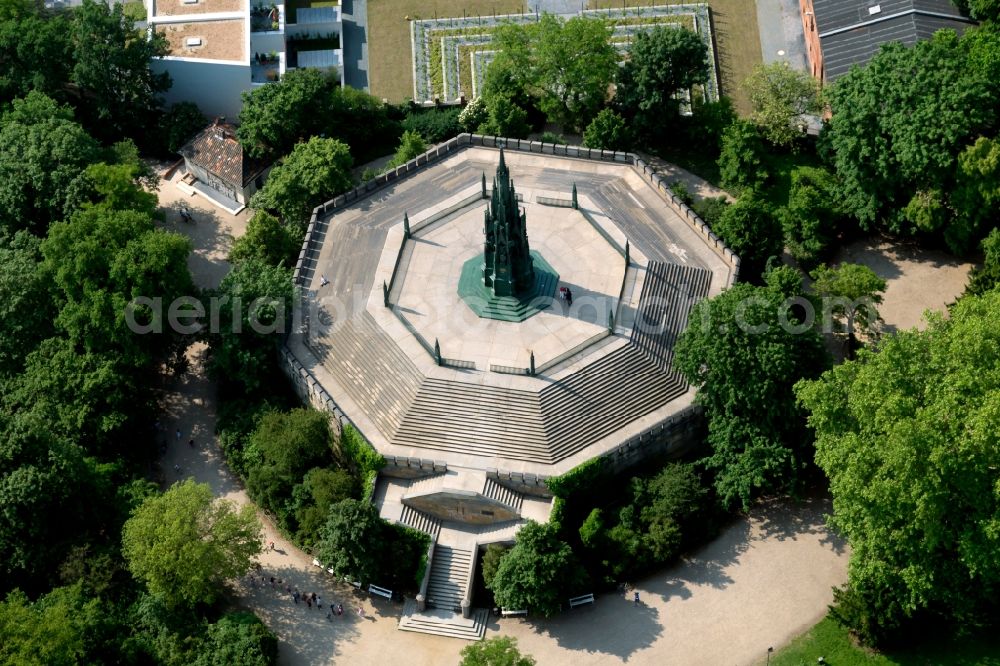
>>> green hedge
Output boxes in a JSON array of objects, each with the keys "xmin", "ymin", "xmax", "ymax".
[
  {"xmin": 340, "ymin": 424, "xmax": 385, "ymax": 476},
  {"xmin": 545, "ymin": 457, "xmax": 606, "ymax": 498}
]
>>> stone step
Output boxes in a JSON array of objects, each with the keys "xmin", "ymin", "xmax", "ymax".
[
  {"xmin": 482, "ymin": 477, "xmax": 524, "ymax": 514},
  {"xmin": 398, "ymin": 598, "xmax": 488, "ymax": 641},
  {"xmin": 398, "ymin": 504, "xmax": 441, "ymax": 538},
  {"xmin": 311, "ymin": 311, "xmax": 423, "ymax": 439},
  {"xmin": 425, "ymin": 546, "xmax": 473, "ymax": 611},
  {"xmin": 631, "ymin": 262, "xmax": 712, "ymax": 373}
]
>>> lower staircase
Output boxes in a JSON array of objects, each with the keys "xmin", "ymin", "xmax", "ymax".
[
  {"xmin": 425, "ymin": 546, "xmax": 473, "ymax": 612},
  {"xmin": 398, "ymin": 598, "xmax": 489, "ymax": 640}
]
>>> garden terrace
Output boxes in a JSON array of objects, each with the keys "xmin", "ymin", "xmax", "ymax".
[{"xmin": 159, "ymin": 20, "xmax": 246, "ymax": 62}]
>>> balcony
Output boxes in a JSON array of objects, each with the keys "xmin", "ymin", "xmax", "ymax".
[
  {"xmin": 285, "ymin": 0, "xmax": 339, "ymax": 26},
  {"xmin": 251, "ymin": 50, "xmax": 285, "ymax": 84},
  {"xmin": 250, "ymin": 2, "xmax": 283, "ymax": 32}
]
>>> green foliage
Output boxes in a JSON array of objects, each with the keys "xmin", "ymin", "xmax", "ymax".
[
  {"xmin": 245, "ymin": 408, "xmax": 335, "ymax": 526},
  {"xmin": 691, "ymin": 195, "xmax": 730, "ymax": 227},
  {"xmin": 460, "ymin": 636, "xmax": 536, "ymax": 666},
  {"xmin": 795, "ymin": 289, "xmax": 1000, "ymax": 644},
  {"xmin": 401, "ymin": 107, "xmax": 462, "ymax": 143},
  {"xmin": 823, "ymin": 30, "xmax": 998, "ymax": 248},
  {"xmin": 546, "ymin": 456, "xmax": 604, "ymax": 498},
  {"xmin": 488, "ymin": 521, "xmax": 585, "ymax": 616},
  {"xmin": 717, "ymin": 119, "xmax": 768, "ymax": 194},
  {"xmin": 122, "ymin": 479, "xmax": 263, "ymax": 608},
  {"xmin": 539, "ymin": 131, "xmax": 565, "ymax": 145},
  {"xmin": 69, "ymin": 0, "xmax": 170, "ymax": 141},
  {"xmin": 809, "ymin": 263, "xmax": 886, "ymax": 349},
  {"xmin": 459, "ymin": 97, "xmax": 488, "ymax": 133},
  {"xmin": 615, "ymin": 26, "xmax": 708, "ymax": 140},
  {"xmin": 951, "ymin": 137, "xmax": 1000, "ymax": 253},
  {"xmin": 0, "ymin": 4, "xmax": 71, "ymax": 106},
  {"xmin": 478, "ymin": 94, "xmax": 531, "ymax": 139},
  {"xmin": 955, "ymin": 0, "xmax": 1000, "ymax": 22},
  {"xmin": 481, "ymin": 544, "xmax": 509, "ymax": 589},
  {"xmin": 488, "ymin": 14, "xmax": 618, "ymax": 131},
  {"xmin": 742, "ymin": 62, "xmax": 821, "ymax": 148},
  {"xmin": 669, "ymin": 180, "xmax": 694, "ymax": 206},
  {"xmin": 578, "ymin": 508, "xmax": 604, "ymax": 548},
  {"xmin": 340, "ymin": 424, "xmax": 386, "ymax": 478},
  {"xmin": 384, "ymin": 129, "xmax": 427, "ymax": 170},
  {"xmin": 714, "ymin": 194, "xmax": 783, "ymax": 283},
  {"xmin": 966, "ymin": 227, "xmax": 1000, "ymax": 296},
  {"xmin": 291, "ymin": 467, "xmax": 357, "ymax": 545},
  {"xmin": 162, "ymin": 102, "xmax": 207, "ymax": 154},
  {"xmin": 239, "ymin": 72, "xmax": 400, "ymax": 162},
  {"xmin": 674, "ymin": 284, "xmax": 828, "ymax": 509},
  {"xmin": 780, "ymin": 166, "xmax": 844, "ymax": 268},
  {"xmin": 316, "ymin": 499, "xmax": 387, "ymax": 587},
  {"xmin": 229, "ymin": 211, "xmax": 301, "ymax": 267},
  {"xmin": 0, "ymin": 583, "xmax": 102, "ymax": 666},
  {"xmin": 208, "ymin": 258, "xmax": 294, "ymax": 393},
  {"xmin": 0, "ymin": 231, "xmax": 56, "ymax": 376},
  {"xmin": 251, "ymin": 136, "xmax": 353, "ymax": 226},
  {"xmin": 192, "ymin": 611, "xmax": 278, "ymax": 666},
  {"xmin": 0, "ymin": 92, "xmax": 101, "ymax": 236},
  {"xmin": 582, "ymin": 108, "xmax": 631, "ymax": 151}
]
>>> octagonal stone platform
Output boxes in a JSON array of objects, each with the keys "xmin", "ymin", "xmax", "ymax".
[{"xmin": 290, "ymin": 143, "xmax": 736, "ymax": 475}]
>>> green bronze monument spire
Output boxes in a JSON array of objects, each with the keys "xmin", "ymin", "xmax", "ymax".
[{"xmin": 483, "ymin": 148, "xmax": 534, "ymax": 296}]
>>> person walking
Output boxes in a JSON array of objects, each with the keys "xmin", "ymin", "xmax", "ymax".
[
  {"xmin": 634, "ymin": 591, "xmax": 640, "ymax": 606},
  {"xmin": 175, "ymin": 428, "xmax": 182, "ymax": 441},
  {"xmin": 357, "ymin": 606, "xmax": 364, "ymax": 618},
  {"xmin": 337, "ymin": 603, "xmax": 343, "ymax": 616},
  {"xmin": 293, "ymin": 591, "xmax": 299, "ymax": 604},
  {"xmin": 188, "ymin": 438, "xmax": 195, "ymax": 448}
]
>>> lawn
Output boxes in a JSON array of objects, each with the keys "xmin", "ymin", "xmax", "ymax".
[
  {"xmin": 587, "ymin": 0, "xmax": 762, "ymax": 115},
  {"xmin": 367, "ymin": 0, "xmax": 523, "ymax": 102},
  {"xmin": 768, "ymin": 617, "xmax": 1000, "ymax": 666}
]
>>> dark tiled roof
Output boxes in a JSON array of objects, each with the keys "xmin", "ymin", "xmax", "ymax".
[
  {"xmin": 813, "ymin": 0, "xmax": 975, "ymax": 80},
  {"xmin": 178, "ymin": 121, "xmax": 270, "ymax": 188}
]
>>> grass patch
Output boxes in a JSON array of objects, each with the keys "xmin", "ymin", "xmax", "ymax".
[
  {"xmin": 588, "ymin": 0, "xmax": 762, "ymax": 115},
  {"xmin": 770, "ymin": 617, "xmax": 1000, "ymax": 666},
  {"xmin": 367, "ymin": 0, "xmax": 524, "ymax": 102}
]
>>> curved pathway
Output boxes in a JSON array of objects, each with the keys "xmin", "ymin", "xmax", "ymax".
[{"xmin": 155, "ymin": 173, "xmax": 848, "ymax": 666}]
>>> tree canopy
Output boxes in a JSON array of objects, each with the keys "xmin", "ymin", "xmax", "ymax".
[
  {"xmin": 742, "ymin": 62, "xmax": 821, "ymax": 147},
  {"xmin": 487, "ymin": 14, "xmax": 617, "ymax": 131},
  {"xmin": 615, "ymin": 26, "xmax": 708, "ymax": 138},
  {"xmin": 713, "ymin": 194, "xmax": 783, "ymax": 283},
  {"xmin": 122, "ymin": 479, "xmax": 263, "ymax": 608},
  {"xmin": 250, "ymin": 136, "xmax": 353, "ymax": 226},
  {"xmin": 795, "ymin": 288, "xmax": 1000, "ymax": 644},
  {"xmin": 583, "ymin": 108, "xmax": 631, "ymax": 151},
  {"xmin": 717, "ymin": 120, "xmax": 768, "ymax": 194},
  {"xmin": 460, "ymin": 636, "xmax": 536, "ymax": 666},
  {"xmin": 315, "ymin": 499, "xmax": 388, "ymax": 587},
  {"xmin": 487, "ymin": 520, "xmax": 585, "ymax": 616},
  {"xmin": 809, "ymin": 262, "xmax": 886, "ymax": 353},
  {"xmin": 228, "ymin": 211, "xmax": 300, "ymax": 268},
  {"xmin": 674, "ymin": 282, "xmax": 829, "ymax": 509}
]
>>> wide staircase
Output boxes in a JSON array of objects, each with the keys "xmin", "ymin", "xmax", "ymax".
[
  {"xmin": 398, "ymin": 598, "xmax": 489, "ymax": 640},
  {"xmin": 425, "ymin": 546, "xmax": 473, "ymax": 612},
  {"xmin": 392, "ymin": 379, "xmax": 549, "ymax": 462},
  {"xmin": 482, "ymin": 477, "xmax": 524, "ymax": 514},
  {"xmin": 631, "ymin": 261, "xmax": 712, "ymax": 374},
  {"xmin": 309, "ymin": 311, "xmax": 423, "ymax": 439},
  {"xmin": 398, "ymin": 504, "xmax": 441, "ymax": 539}
]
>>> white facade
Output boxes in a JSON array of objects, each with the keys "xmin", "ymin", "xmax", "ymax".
[{"xmin": 148, "ymin": 0, "xmax": 344, "ymax": 119}]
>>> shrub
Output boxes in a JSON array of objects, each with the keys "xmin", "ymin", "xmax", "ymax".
[
  {"xmin": 546, "ymin": 457, "xmax": 604, "ymax": 498},
  {"xmin": 692, "ymin": 196, "xmax": 730, "ymax": 227},
  {"xmin": 582, "ymin": 109, "xmax": 630, "ymax": 151},
  {"xmin": 539, "ymin": 131, "xmax": 565, "ymax": 144},
  {"xmin": 481, "ymin": 544, "xmax": 509, "ymax": 589},
  {"xmin": 402, "ymin": 107, "xmax": 462, "ymax": 143},
  {"xmin": 458, "ymin": 97, "xmax": 488, "ymax": 133},
  {"xmin": 340, "ymin": 425, "xmax": 385, "ymax": 477},
  {"xmin": 717, "ymin": 120, "xmax": 768, "ymax": 194}
]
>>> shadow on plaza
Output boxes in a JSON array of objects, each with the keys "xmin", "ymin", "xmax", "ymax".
[{"xmin": 751, "ymin": 490, "xmax": 847, "ymax": 556}]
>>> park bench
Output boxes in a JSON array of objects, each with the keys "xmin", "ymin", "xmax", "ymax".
[
  {"xmin": 368, "ymin": 584, "xmax": 393, "ymax": 600},
  {"xmin": 501, "ymin": 608, "xmax": 528, "ymax": 617},
  {"xmin": 568, "ymin": 593, "xmax": 595, "ymax": 609}
]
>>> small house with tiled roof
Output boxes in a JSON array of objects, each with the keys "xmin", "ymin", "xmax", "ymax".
[{"xmin": 178, "ymin": 119, "xmax": 272, "ymax": 210}]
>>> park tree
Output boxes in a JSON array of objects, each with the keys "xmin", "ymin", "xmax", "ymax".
[
  {"xmin": 489, "ymin": 14, "xmax": 617, "ymax": 131},
  {"xmin": 0, "ymin": 1, "xmax": 71, "ymax": 106},
  {"xmin": 0, "ymin": 584, "xmax": 102, "ymax": 666},
  {"xmin": 823, "ymin": 31, "xmax": 997, "ymax": 248},
  {"xmin": 954, "ymin": 0, "xmax": 1000, "ymax": 21},
  {"xmin": 0, "ymin": 92, "xmax": 101, "ymax": 236},
  {"xmin": 795, "ymin": 288, "xmax": 1000, "ymax": 644},
  {"xmin": 809, "ymin": 263, "xmax": 886, "ymax": 355},
  {"xmin": 209, "ymin": 258, "xmax": 294, "ymax": 393},
  {"xmin": 290, "ymin": 467, "xmax": 357, "ymax": 545},
  {"xmin": 316, "ymin": 499, "xmax": 387, "ymax": 587},
  {"xmin": 488, "ymin": 520, "xmax": 585, "ymax": 617},
  {"xmin": 161, "ymin": 102, "xmax": 208, "ymax": 154},
  {"xmin": 713, "ymin": 194, "xmax": 784, "ymax": 283},
  {"xmin": 478, "ymin": 94, "xmax": 531, "ymax": 139},
  {"xmin": 717, "ymin": 120, "xmax": 768, "ymax": 194},
  {"xmin": 780, "ymin": 166, "xmax": 845, "ymax": 268},
  {"xmin": 122, "ymin": 479, "xmax": 263, "ymax": 608},
  {"xmin": 192, "ymin": 611, "xmax": 278, "ymax": 666},
  {"xmin": 229, "ymin": 211, "xmax": 300, "ymax": 267},
  {"xmin": 966, "ymin": 227, "xmax": 1000, "ymax": 296},
  {"xmin": 0, "ymin": 232, "xmax": 56, "ymax": 376},
  {"xmin": 674, "ymin": 283, "xmax": 828, "ymax": 509},
  {"xmin": 69, "ymin": 0, "xmax": 171, "ymax": 141},
  {"xmin": 583, "ymin": 108, "xmax": 631, "ymax": 151},
  {"xmin": 325, "ymin": 85, "xmax": 403, "ymax": 164},
  {"xmin": 615, "ymin": 26, "xmax": 708, "ymax": 139},
  {"xmin": 238, "ymin": 68, "xmax": 335, "ymax": 158},
  {"xmin": 250, "ymin": 136, "xmax": 353, "ymax": 227},
  {"xmin": 401, "ymin": 107, "xmax": 463, "ymax": 144},
  {"xmin": 459, "ymin": 96, "xmax": 488, "ymax": 133},
  {"xmin": 742, "ymin": 62, "xmax": 821, "ymax": 147},
  {"xmin": 481, "ymin": 544, "xmax": 509, "ymax": 589},
  {"xmin": 950, "ymin": 137, "xmax": 1000, "ymax": 252},
  {"xmin": 384, "ymin": 129, "xmax": 427, "ymax": 170},
  {"xmin": 460, "ymin": 636, "xmax": 536, "ymax": 666}
]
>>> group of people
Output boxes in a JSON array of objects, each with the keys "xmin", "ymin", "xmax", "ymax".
[
  {"xmin": 179, "ymin": 205, "xmax": 194, "ymax": 223},
  {"xmin": 249, "ymin": 570, "xmax": 365, "ymax": 622}
]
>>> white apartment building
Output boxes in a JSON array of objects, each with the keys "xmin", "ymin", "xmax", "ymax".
[{"xmin": 147, "ymin": 0, "xmax": 343, "ymax": 119}]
